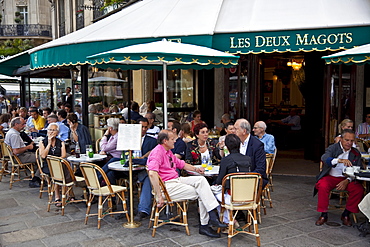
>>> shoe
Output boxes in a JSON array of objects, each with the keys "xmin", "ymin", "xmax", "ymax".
[
  {"xmin": 199, "ymin": 225, "xmax": 221, "ymax": 238},
  {"xmin": 341, "ymin": 216, "xmax": 352, "ymax": 226},
  {"xmin": 134, "ymin": 212, "xmax": 148, "ymax": 222},
  {"xmin": 55, "ymin": 199, "xmax": 62, "ymax": 207},
  {"xmin": 29, "ymin": 181, "xmax": 40, "ymax": 188},
  {"xmin": 209, "ymin": 218, "xmax": 228, "ymax": 228},
  {"xmin": 315, "ymin": 216, "xmax": 327, "ymax": 226}
]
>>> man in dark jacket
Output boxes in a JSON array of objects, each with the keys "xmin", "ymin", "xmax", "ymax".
[{"xmin": 314, "ymin": 129, "xmax": 364, "ymax": 226}]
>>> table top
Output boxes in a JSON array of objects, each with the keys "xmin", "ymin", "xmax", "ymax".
[
  {"xmin": 187, "ymin": 165, "xmax": 220, "ymax": 176},
  {"xmin": 67, "ymin": 154, "xmax": 107, "ymax": 162},
  {"xmin": 108, "ymin": 161, "xmax": 146, "ymax": 171}
]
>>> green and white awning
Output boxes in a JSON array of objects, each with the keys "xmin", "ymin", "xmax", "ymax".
[{"xmin": 322, "ymin": 43, "xmax": 370, "ymax": 65}]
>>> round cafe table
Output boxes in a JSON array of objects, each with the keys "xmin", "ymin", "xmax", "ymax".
[
  {"xmin": 67, "ymin": 154, "xmax": 107, "ymax": 163},
  {"xmin": 187, "ymin": 165, "xmax": 220, "ymax": 176},
  {"xmin": 108, "ymin": 161, "xmax": 146, "ymax": 172}
]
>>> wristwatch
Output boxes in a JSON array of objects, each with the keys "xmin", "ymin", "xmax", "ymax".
[{"xmin": 346, "ymin": 177, "xmax": 352, "ymax": 182}]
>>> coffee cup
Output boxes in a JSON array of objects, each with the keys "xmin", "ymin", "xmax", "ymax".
[{"xmin": 343, "ymin": 166, "xmax": 354, "ymax": 175}]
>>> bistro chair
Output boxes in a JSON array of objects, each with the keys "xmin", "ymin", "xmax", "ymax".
[
  {"xmin": 319, "ymin": 161, "xmax": 357, "ymax": 223},
  {"xmin": 35, "ymin": 149, "xmax": 51, "ymax": 199},
  {"xmin": 0, "ymin": 139, "xmax": 11, "ymax": 181},
  {"xmin": 260, "ymin": 149, "xmax": 277, "ymax": 216},
  {"xmin": 219, "ymin": 173, "xmax": 262, "ymax": 247},
  {"xmin": 46, "ymin": 155, "xmax": 87, "ymax": 215},
  {"xmin": 5, "ymin": 143, "xmax": 35, "ymax": 189},
  {"xmin": 148, "ymin": 173, "xmax": 190, "ymax": 237},
  {"xmin": 80, "ymin": 162, "xmax": 130, "ymax": 229},
  {"xmin": 95, "ymin": 137, "xmax": 102, "ymax": 154}
]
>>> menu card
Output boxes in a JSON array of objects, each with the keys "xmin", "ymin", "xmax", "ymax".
[{"xmin": 117, "ymin": 124, "xmax": 142, "ymax": 150}]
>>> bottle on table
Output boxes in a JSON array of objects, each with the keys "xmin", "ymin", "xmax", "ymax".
[
  {"xmin": 75, "ymin": 141, "xmax": 81, "ymax": 158},
  {"xmin": 120, "ymin": 150, "xmax": 126, "ymax": 165}
]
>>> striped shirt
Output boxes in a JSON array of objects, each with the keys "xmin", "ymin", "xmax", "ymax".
[{"xmin": 356, "ymin": 122, "xmax": 370, "ymax": 140}]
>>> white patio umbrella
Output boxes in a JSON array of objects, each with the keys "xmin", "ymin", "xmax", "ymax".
[{"xmin": 87, "ymin": 39, "xmax": 239, "ymax": 128}]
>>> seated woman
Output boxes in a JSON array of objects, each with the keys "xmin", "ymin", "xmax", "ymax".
[
  {"xmin": 334, "ymin": 119, "xmax": 354, "ymax": 144},
  {"xmin": 39, "ymin": 123, "xmax": 67, "ymax": 207},
  {"xmin": 213, "ymin": 134, "xmax": 252, "ymax": 225},
  {"xmin": 185, "ymin": 123, "xmax": 221, "ymax": 166},
  {"xmin": 66, "ymin": 113, "xmax": 92, "ymax": 154}
]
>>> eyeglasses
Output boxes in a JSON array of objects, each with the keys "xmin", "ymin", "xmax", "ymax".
[
  {"xmin": 253, "ymin": 127, "xmax": 260, "ymax": 129},
  {"xmin": 169, "ymin": 156, "xmax": 174, "ymax": 168},
  {"xmin": 48, "ymin": 129, "xmax": 58, "ymax": 132}
]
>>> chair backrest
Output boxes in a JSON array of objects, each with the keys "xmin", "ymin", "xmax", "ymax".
[
  {"xmin": 46, "ymin": 155, "xmax": 76, "ymax": 184},
  {"xmin": 222, "ymin": 172, "xmax": 261, "ymax": 205},
  {"xmin": 148, "ymin": 171, "xmax": 174, "ymax": 206},
  {"xmin": 80, "ymin": 162, "xmax": 114, "ymax": 194},
  {"xmin": 0, "ymin": 139, "xmax": 6, "ymax": 159},
  {"xmin": 265, "ymin": 149, "xmax": 277, "ymax": 175},
  {"xmin": 35, "ymin": 148, "xmax": 43, "ymax": 172},
  {"xmin": 5, "ymin": 143, "xmax": 23, "ymax": 165},
  {"xmin": 95, "ymin": 138, "xmax": 102, "ymax": 154}
]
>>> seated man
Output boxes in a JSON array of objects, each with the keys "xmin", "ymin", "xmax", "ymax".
[
  {"xmin": 148, "ymin": 130, "xmax": 227, "ymax": 238},
  {"xmin": 356, "ymin": 113, "xmax": 370, "ymax": 140},
  {"xmin": 253, "ymin": 121, "xmax": 276, "ymax": 154},
  {"xmin": 5, "ymin": 117, "xmax": 39, "ymax": 187},
  {"xmin": 29, "ymin": 109, "xmax": 46, "ymax": 132},
  {"xmin": 145, "ymin": 112, "xmax": 161, "ymax": 139},
  {"xmin": 39, "ymin": 114, "xmax": 69, "ymax": 141},
  {"xmin": 314, "ymin": 129, "xmax": 364, "ymax": 226},
  {"xmin": 168, "ymin": 120, "xmax": 186, "ymax": 159},
  {"xmin": 270, "ymin": 109, "xmax": 301, "ymax": 131}
]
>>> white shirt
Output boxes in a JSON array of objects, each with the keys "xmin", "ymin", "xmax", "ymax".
[
  {"xmin": 239, "ymin": 134, "xmax": 251, "ymax": 155},
  {"xmin": 329, "ymin": 142, "xmax": 349, "ymax": 177}
]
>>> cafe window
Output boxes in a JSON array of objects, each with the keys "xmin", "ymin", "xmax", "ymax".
[
  {"xmin": 154, "ymin": 69, "xmax": 194, "ymax": 108},
  {"xmin": 154, "ymin": 69, "xmax": 195, "ymax": 122}
]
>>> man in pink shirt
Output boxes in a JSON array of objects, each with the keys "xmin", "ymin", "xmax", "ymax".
[{"xmin": 147, "ymin": 130, "xmax": 226, "ymax": 238}]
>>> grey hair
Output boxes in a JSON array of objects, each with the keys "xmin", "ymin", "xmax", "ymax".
[
  {"xmin": 107, "ymin": 118, "xmax": 120, "ymax": 130},
  {"xmin": 238, "ymin": 118, "xmax": 251, "ymax": 134},
  {"xmin": 48, "ymin": 123, "xmax": 60, "ymax": 133},
  {"xmin": 10, "ymin": 117, "xmax": 22, "ymax": 127},
  {"xmin": 256, "ymin": 121, "xmax": 267, "ymax": 131}
]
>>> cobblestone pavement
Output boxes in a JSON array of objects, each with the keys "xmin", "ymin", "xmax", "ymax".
[{"xmin": 1, "ymin": 174, "xmax": 370, "ymax": 247}]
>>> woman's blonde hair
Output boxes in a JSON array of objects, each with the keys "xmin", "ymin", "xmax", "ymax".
[{"xmin": 338, "ymin": 119, "xmax": 353, "ymax": 134}]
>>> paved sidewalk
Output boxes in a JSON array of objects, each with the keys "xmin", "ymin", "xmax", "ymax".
[{"xmin": 1, "ymin": 174, "xmax": 370, "ymax": 246}]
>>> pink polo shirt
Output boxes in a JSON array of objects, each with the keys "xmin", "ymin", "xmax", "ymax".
[{"xmin": 147, "ymin": 144, "xmax": 185, "ymax": 182}]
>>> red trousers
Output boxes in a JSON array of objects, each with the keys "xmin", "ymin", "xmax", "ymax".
[{"xmin": 315, "ymin": 175, "xmax": 364, "ymax": 213}]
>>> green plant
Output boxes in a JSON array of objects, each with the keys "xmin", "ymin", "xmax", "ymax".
[
  {"xmin": 15, "ymin": 11, "xmax": 21, "ymax": 16},
  {"xmin": 14, "ymin": 18, "xmax": 21, "ymax": 23}
]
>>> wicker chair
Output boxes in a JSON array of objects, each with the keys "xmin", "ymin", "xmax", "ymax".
[
  {"xmin": 0, "ymin": 139, "xmax": 10, "ymax": 181},
  {"xmin": 219, "ymin": 173, "xmax": 263, "ymax": 247},
  {"xmin": 46, "ymin": 155, "xmax": 87, "ymax": 215},
  {"xmin": 5, "ymin": 143, "xmax": 35, "ymax": 189},
  {"xmin": 35, "ymin": 149, "xmax": 51, "ymax": 199},
  {"xmin": 148, "ymin": 173, "xmax": 190, "ymax": 237},
  {"xmin": 261, "ymin": 149, "xmax": 277, "ymax": 215},
  {"xmin": 80, "ymin": 162, "xmax": 130, "ymax": 229}
]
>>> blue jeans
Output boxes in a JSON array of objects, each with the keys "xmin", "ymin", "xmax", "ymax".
[
  {"xmin": 137, "ymin": 170, "xmax": 153, "ymax": 215},
  {"xmin": 99, "ymin": 157, "xmax": 120, "ymax": 185}
]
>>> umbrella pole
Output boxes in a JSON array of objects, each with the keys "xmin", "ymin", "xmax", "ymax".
[
  {"xmin": 122, "ymin": 150, "xmax": 141, "ymax": 228},
  {"xmin": 163, "ymin": 63, "xmax": 168, "ymax": 129}
]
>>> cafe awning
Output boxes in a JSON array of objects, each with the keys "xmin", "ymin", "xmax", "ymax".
[
  {"xmin": 2, "ymin": 0, "xmax": 370, "ymax": 73},
  {"xmin": 322, "ymin": 43, "xmax": 370, "ymax": 65},
  {"xmin": 0, "ymin": 51, "xmax": 30, "ymax": 76}
]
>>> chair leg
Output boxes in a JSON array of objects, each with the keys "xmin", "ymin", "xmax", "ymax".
[
  {"xmin": 228, "ymin": 209, "xmax": 234, "ymax": 247},
  {"xmin": 61, "ymin": 186, "xmax": 66, "ymax": 216},
  {"xmin": 152, "ymin": 206, "xmax": 159, "ymax": 237},
  {"xmin": 253, "ymin": 209, "xmax": 261, "ymax": 247},
  {"xmin": 39, "ymin": 176, "xmax": 45, "ymax": 199},
  {"xmin": 148, "ymin": 201, "xmax": 156, "ymax": 229},
  {"xmin": 85, "ymin": 193, "xmax": 93, "ymax": 225},
  {"xmin": 353, "ymin": 213, "xmax": 357, "ymax": 223},
  {"xmin": 9, "ymin": 165, "xmax": 17, "ymax": 189},
  {"xmin": 47, "ymin": 183, "xmax": 55, "ymax": 212},
  {"xmin": 98, "ymin": 195, "xmax": 103, "ymax": 229},
  {"xmin": 182, "ymin": 201, "xmax": 190, "ymax": 236}
]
